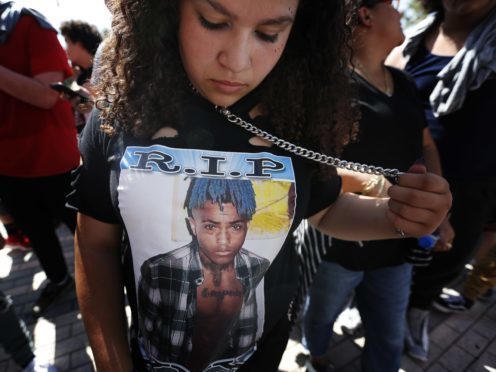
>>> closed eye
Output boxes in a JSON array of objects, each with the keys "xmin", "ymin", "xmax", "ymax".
[
  {"xmin": 255, "ymin": 31, "xmax": 279, "ymax": 43},
  {"xmin": 198, "ymin": 14, "xmax": 229, "ymax": 30},
  {"xmin": 198, "ymin": 14, "xmax": 279, "ymax": 44}
]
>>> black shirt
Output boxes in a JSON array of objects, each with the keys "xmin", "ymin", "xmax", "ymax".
[
  {"xmin": 69, "ymin": 89, "xmax": 341, "ymax": 371},
  {"xmin": 321, "ymin": 67, "xmax": 425, "ymax": 270}
]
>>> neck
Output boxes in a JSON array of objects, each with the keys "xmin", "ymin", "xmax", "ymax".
[
  {"xmin": 352, "ymin": 45, "xmax": 392, "ymax": 96},
  {"xmin": 352, "ymin": 35, "xmax": 389, "ymax": 73},
  {"xmin": 353, "ymin": 51, "xmax": 385, "ymax": 75},
  {"xmin": 199, "ymin": 251, "xmax": 234, "ymax": 274}
]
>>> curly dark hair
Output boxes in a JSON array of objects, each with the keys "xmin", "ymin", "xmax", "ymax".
[
  {"xmin": 97, "ymin": 0, "xmax": 359, "ymax": 163},
  {"xmin": 60, "ymin": 20, "xmax": 102, "ymax": 56}
]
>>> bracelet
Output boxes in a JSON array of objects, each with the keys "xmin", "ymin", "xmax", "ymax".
[
  {"xmin": 362, "ymin": 175, "xmax": 386, "ymax": 197},
  {"xmin": 362, "ymin": 175, "xmax": 379, "ymax": 196},
  {"xmin": 375, "ymin": 175, "xmax": 387, "ymax": 197}
]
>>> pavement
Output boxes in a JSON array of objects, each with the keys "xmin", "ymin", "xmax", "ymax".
[{"xmin": 0, "ymin": 226, "xmax": 495, "ymax": 372}]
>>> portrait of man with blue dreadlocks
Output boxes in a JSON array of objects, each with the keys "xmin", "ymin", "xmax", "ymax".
[{"xmin": 137, "ymin": 178, "xmax": 270, "ymax": 370}]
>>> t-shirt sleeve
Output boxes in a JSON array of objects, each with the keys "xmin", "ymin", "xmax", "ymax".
[
  {"xmin": 67, "ymin": 110, "xmax": 120, "ymax": 224},
  {"xmin": 25, "ymin": 16, "xmax": 72, "ymax": 79},
  {"xmin": 304, "ymin": 173, "xmax": 342, "ymax": 218}
]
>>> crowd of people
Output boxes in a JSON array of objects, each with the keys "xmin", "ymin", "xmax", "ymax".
[
  {"xmin": 0, "ymin": 0, "xmax": 494, "ymax": 371},
  {"xmin": 0, "ymin": 1, "xmax": 101, "ymax": 370}
]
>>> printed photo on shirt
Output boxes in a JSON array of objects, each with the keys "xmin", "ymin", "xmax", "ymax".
[{"xmin": 117, "ymin": 145, "xmax": 296, "ymax": 371}]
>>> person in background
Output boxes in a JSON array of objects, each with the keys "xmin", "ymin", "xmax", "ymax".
[
  {"xmin": 0, "ymin": 1, "xmax": 79, "ymax": 315},
  {"xmin": 60, "ymin": 20, "xmax": 102, "ymax": 130},
  {"xmin": 387, "ymin": 0, "xmax": 496, "ymax": 362},
  {"xmin": 0, "ymin": 223, "xmax": 57, "ymax": 372},
  {"xmin": 0, "ymin": 203, "xmax": 31, "ymax": 251},
  {"xmin": 434, "ymin": 226, "xmax": 496, "ymax": 312},
  {"xmin": 302, "ymin": 1, "xmax": 450, "ymax": 371},
  {"xmin": 69, "ymin": 0, "xmax": 451, "ymax": 370},
  {"xmin": 60, "ymin": 20, "xmax": 102, "ymax": 88},
  {"xmin": 0, "ymin": 291, "xmax": 58, "ymax": 372}
]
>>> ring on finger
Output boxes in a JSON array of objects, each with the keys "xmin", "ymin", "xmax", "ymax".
[{"xmin": 395, "ymin": 227, "xmax": 405, "ymax": 237}]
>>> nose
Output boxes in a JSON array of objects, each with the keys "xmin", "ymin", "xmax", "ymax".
[
  {"xmin": 218, "ymin": 32, "xmax": 252, "ymax": 73},
  {"xmin": 216, "ymin": 227, "xmax": 231, "ymax": 248}
]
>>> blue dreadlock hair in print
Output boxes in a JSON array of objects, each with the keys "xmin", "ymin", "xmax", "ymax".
[{"xmin": 184, "ymin": 178, "xmax": 256, "ymax": 221}]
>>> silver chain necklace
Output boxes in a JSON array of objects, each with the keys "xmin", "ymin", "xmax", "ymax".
[{"xmin": 215, "ymin": 106, "xmax": 402, "ymax": 183}]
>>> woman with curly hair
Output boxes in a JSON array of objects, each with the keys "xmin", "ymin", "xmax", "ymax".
[{"xmin": 69, "ymin": 0, "xmax": 451, "ymax": 371}]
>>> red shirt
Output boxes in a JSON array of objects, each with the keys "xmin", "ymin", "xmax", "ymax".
[{"xmin": 0, "ymin": 15, "xmax": 79, "ymax": 177}]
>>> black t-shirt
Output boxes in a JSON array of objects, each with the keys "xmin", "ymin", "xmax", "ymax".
[
  {"xmin": 322, "ymin": 67, "xmax": 425, "ymax": 270},
  {"xmin": 69, "ymin": 89, "xmax": 341, "ymax": 371}
]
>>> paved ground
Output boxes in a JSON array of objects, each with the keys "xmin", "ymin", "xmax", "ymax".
[{"xmin": 0, "ymin": 227, "xmax": 495, "ymax": 371}]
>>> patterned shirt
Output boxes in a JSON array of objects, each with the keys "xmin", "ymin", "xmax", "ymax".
[{"xmin": 137, "ymin": 241, "xmax": 270, "ymax": 369}]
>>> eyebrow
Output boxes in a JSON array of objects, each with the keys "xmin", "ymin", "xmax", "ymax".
[
  {"xmin": 201, "ymin": 218, "xmax": 246, "ymax": 224},
  {"xmin": 206, "ymin": 0, "xmax": 295, "ymax": 26}
]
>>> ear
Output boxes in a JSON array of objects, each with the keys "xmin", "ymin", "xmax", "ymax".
[
  {"xmin": 188, "ymin": 217, "xmax": 197, "ymax": 236},
  {"xmin": 357, "ymin": 6, "xmax": 374, "ymax": 28}
]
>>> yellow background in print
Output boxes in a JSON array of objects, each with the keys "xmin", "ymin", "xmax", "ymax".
[{"xmin": 250, "ymin": 180, "xmax": 294, "ymax": 237}]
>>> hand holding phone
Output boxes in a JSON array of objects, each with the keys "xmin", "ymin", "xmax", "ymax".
[{"xmin": 50, "ymin": 82, "xmax": 90, "ymax": 103}]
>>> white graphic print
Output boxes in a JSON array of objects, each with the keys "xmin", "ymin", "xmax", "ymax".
[{"xmin": 118, "ymin": 145, "xmax": 296, "ymax": 371}]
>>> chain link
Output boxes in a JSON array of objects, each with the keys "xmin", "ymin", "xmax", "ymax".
[{"xmin": 215, "ymin": 106, "xmax": 402, "ymax": 183}]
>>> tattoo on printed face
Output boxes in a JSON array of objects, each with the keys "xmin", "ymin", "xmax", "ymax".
[{"xmin": 202, "ymin": 288, "xmax": 243, "ymax": 301}]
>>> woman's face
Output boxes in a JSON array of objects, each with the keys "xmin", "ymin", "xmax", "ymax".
[
  {"xmin": 178, "ymin": 0, "xmax": 298, "ymax": 107},
  {"xmin": 442, "ymin": 0, "xmax": 496, "ymax": 16}
]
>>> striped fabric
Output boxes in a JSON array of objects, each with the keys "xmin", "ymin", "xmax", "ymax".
[{"xmin": 288, "ymin": 220, "xmax": 331, "ymax": 323}]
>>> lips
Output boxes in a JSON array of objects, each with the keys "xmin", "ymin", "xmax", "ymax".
[
  {"xmin": 215, "ymin": 251, "xmax": 233, "ymax": 257},
  {"xmin": 210, "ymin": 79, "xmax": 247, "ymax": 94}
]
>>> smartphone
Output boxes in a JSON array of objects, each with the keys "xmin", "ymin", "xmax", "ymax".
[{"xmin": 50, "ymin": 82, "xmax": 90, "ymax": 103}]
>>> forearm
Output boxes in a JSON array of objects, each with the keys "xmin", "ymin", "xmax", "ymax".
[
  {"xmin": 310, "ymin": 192, "xmax": 397, "ymax": 241},
  {"xmin": 309, "ymin": 164, "xmax": 452, "ymax": 241},
  {"xmin": 75, "ymin": 218, "xmax": 133, "ymax": 371},
  {"xmin": 339, "ymin": 169, "xmax": 390, "ymax": 197},
  {"xmin": 0, "ymin": 65, "xmax": 60, "ymax": 109},
  {"xmin": 422, "ymin": 129, "xmax": 443, "ymax": 176},
  {"xmin": 338, "ymin": 169, "xmax": 369, "ymax": 193}
]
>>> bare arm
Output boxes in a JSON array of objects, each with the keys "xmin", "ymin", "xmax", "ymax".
[
  {"xmin": 338, "ymin": 168, "xmax": 372, "ymax": 193},
  {"xmin": 75, "ymin": 213, "xmax": 133, "ymax": 372},
  {"xmin": 0, "ymin": 66, "xmax": 62, "ymax": 109},
  {"xmin": 338, "ymin": 168, "xmax": 391, "ymax": 197},
  {"xmin": 309, "ymin": 193, "xmax": 396, "ymax": 241},
  {"xmin": 309, "ymin": 164, "xmax": 452, "ymax": 240}
]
